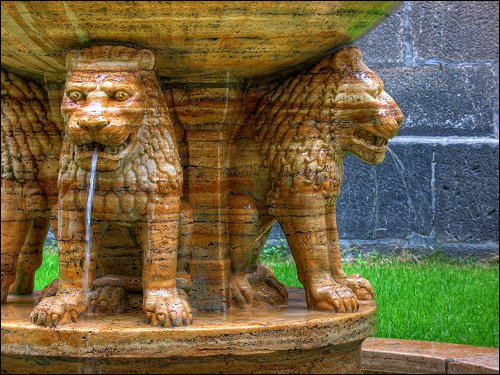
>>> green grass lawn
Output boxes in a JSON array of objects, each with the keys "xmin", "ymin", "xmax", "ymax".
[
  {"xmin": 263, "ymin": 254, "xmax": 499, "ymax": 348},
  {"xmin": 34, "ymin": 245, "xmax": 499, "ymax": 348}
]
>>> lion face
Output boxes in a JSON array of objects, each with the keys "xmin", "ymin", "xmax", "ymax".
[
  {"xmin": 330, "ymin": 48, "xmax": 403, "ymax": 164},
  {"xmin": 61, "ymin": 71, "xmax": 146, "ymax": 172}
]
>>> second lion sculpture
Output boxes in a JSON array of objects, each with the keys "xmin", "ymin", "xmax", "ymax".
[
  {"xmin": 228, "ymin": 47, "xmax": 403, "ymax": 312},
  {"xmin": 30, "ymin": 45, "xmax": 192, "ymax": 327}
]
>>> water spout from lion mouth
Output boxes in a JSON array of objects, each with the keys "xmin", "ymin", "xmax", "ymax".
[{"xmin": 75, "ymin": 135, "xmax": 134, "ymax": 163}]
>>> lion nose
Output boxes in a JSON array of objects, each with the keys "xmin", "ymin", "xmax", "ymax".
[
  {"xmin": 77, "ymin": 101, "xmax": 109, "ymax": 130},
  {"xmin": 77, "ymin": 115, "xmax": 109, "ymax": 130}
]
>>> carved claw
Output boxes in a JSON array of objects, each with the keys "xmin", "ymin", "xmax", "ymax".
[
  {"xmin": 230, "ymin": 273, "xmax": 254, "ymax": 308},
  {"xmin": 336, "ymin": 273, "xmax": 375, "ymax": 301},
  {"xmin": 307, "ymin": 283, "xmax": 359, "ymax": 313},
  {"xmin": 30, "ymin": 292, "xmax": 86, "ymax": 327},
  {"xmin": 246, "ymin": 264, "xmax": 288, "ymax": 306},
  {"xmin": 143, "ymin": 289, "xmax": 193, "ymax": 327}
]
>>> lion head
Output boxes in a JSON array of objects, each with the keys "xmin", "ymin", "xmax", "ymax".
[
  {"xmin": 59, "ymin": 45, "xmax": 181, "ymax": 194},
  {"xmin": 251, "ymin": 46, "xmax": 403, "ymax": 203},
  {"xmin": 328, "ymin": 47, "xmax": 403, "ymax": 164}
]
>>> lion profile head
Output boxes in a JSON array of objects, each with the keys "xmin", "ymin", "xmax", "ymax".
[
  {"xmin": 60, "ymin": 45, "xmax": 181, "ymax": 194},
  {"xmin": 252, "ymin": 46, "xmax": 403, "ymax": 201},
  {"xmin": 328, "ymin": 47, "xmax": 403, "ymax": 164}
]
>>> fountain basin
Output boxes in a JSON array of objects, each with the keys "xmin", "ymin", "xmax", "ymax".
[
  {"xmin": 3, "ymin": 290, "xmax": 498, "ymax": 374},
  {"xmin": 2, "ymin": 288, "xmax": 375, "ymax": 374}
]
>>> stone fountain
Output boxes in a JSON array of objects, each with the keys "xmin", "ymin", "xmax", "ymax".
[{"xmin": 2, "ymin": 2, "xmax": 404, "ymax": 373}]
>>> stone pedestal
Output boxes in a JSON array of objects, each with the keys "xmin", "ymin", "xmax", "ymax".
[{"xmin": 1, "ymin": 288, "xmax": 376, "ymax": 374}]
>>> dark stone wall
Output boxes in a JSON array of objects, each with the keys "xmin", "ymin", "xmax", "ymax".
[{"xmin": 268, "ymin": 1, "xmax": 499, "ymax": 258}]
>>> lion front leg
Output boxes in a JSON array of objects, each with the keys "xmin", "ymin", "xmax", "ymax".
[
  {"xmin": 177, "ymin": 201, "xmax": 193, "ymax": 293},
  {"xmin": 326, "ymin": 205, "xmax": 374, "ymax": 301},
  {"xmin": 30, "ymin": 203, "xmax": 99, "ymax": 326},
  {"xmin": 277, "ymin": 202, "xmax": 358, "ymax": 313},
  {"xmin": 139, "ymin": 197, "xmax": 192, "ymax": 327}
]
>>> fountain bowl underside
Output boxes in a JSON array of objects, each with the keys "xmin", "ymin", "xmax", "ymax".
[
  {"xmin": 1, "ymin": 1, "xmax": 401, "ymax": 81},
  {"xmin": 1, "ymin": 288, "xmax": 376, "ymax": 374}
]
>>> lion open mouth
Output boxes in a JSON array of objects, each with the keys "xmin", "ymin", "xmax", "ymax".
[
  {"xmin": 75, "ymin": 136, "xmax": 133, "ymax": 160},
  {"xmin": 353, "ymin": 129, "xmax": 388, "ymax": 150}
]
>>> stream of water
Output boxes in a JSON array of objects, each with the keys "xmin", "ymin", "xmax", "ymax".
[{"xmin": 84, "ymin": 148, "xmax": 99, "ymax": 299}]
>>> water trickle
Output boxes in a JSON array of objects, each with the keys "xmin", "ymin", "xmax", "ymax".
[
  {"xmin": 84, "ymin": 148, "xmax": 99, "ymax": 298},
  {"xmin": 386, "ymin": 146, "xmax": 430, "ymax": 227}
]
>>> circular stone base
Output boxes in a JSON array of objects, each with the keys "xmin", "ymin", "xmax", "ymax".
[{"xmin": 1, "ymin": 288, "xmax": 376, "ymax": 374}]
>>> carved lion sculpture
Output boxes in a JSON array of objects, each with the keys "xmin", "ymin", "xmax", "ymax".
[
  {"xmin": 30, "ymin": 45, "xmax": 192, "ymax": 327},
  {"xmin": 1, "ymin": 69, "xmax": 62, "ymax": 303},
  {"xmin": 228, "ymin": 47, "xmax": 403, "ymax": 312}
]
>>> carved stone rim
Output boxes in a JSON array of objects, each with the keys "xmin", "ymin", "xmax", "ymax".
[{"xmin": 1, "ymin": 288, "xmax": 376, "ymax": 358}]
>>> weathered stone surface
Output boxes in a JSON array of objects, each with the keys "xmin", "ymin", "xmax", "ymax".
[
  {"xmin": 0, "ymin": 1, "xmax": 401, "ymax": 81},
  {"xmin": 1, "ymin": 289, "xmax": 376, "ymax": 374},
  {"xmin": 362, "ymin": 337, "xmax": 499, "ymax": 374},
  {"xmin": 376, "ymin": 64, "xmax": 497, "ymax": 137},
  {"xmin": 434, "ymin": 143, "xmax": 499, "ymax": 244},
  {"xmin": 410, "ymin": 1, "xmax": 500, "ymax": 63},
  {"xmin": 448, "ymin": 354, "xmax": 500, "ymax": 374},
  {"xmin": 354, "ymin": 6, "xmax": 405, "ymax": 66}
]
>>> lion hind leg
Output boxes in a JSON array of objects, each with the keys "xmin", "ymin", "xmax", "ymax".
[
  {"xmin": 242, "ymin": 226, "xmax": 289, "ymax": 307},
  {"xmin": 89, "ymin": 286, "xmax": 126, "ymax": 314},
  {"xmin": 246, "ymin": 263, "xmax": 288, "ymax": 306},
  {"xmin": 10, "ymin": 215, "xmax": 50, "ymax": 295},
  {"xmin": 1, "ymin": 181, "xmax": 31, "ymax": 303},
  {"xmin": 228, "ymin": 195, "xmax": 261, "ymax": 308},
  {"xmin": 1, "ymin": 217, "xmax": 31, "ymax": 303}
]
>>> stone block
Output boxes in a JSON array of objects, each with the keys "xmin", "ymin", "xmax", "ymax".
[
  {"xmin": 267, "ymin": 144, "xmax": 434, "ymax": 245},
  {"xmin": 377, "ymin": 64, "xmax": 497, "ymax": 137},
  {"xmin": 434, "ymin": 142, "xmax": 499, "ymax": 244},
  {"xmin": 337, "ymin": 143, "xmax": 434, "ymax": 241},
  {"xmin": 410, "ymin": 1, "xmax": 499, "ymax": 63},
  {"xmin": 354, "ymin": 5, "xmax": 405, "ymax": 66}
]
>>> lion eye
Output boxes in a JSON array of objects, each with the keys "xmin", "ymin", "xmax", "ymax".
[
  {"xmin": 68, "ymin": 91, "xmax": 84, "ymax": 102},
  {"xmin": 114, "ymin": 91, "xmax": 130, "ymax": 101}
]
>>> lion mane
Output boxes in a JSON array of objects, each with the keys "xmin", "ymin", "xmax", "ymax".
[
  {"xmin": 1, "ymin": 69, "xmax": 61, "ymax": 189},
  {"xmin": 250, "ymin": 53, "xmax": 344, "ymax": 208},
  {"xmin": 59, "ymin": 45, "xmax": 182, "ymax": 207}
]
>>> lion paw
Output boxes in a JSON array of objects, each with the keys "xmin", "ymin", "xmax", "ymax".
[
  {"xmin": 335, "ymin": 274, "xmax": 374, "ymax": 301},
  {"xmin": 307, "ymin": 282, "xmax": 359, "ymax": 313},
  {"xmin": 30, "ymin": 292, "xmax": 86, "ymax": 327},
  {"xmin": 246, "ymin": 264, "xmax": 288, "ymax": 306},
  {"xmin": 89, "ymin": 286, "xmax": 126, "ymax": 314},
  {"xmin": 230, "ymin": 273, "xmax": 254, "ymax": 308},
  {"xmin": 144, "ymin": 288, "xmax": 193, "ymax": 327}
]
